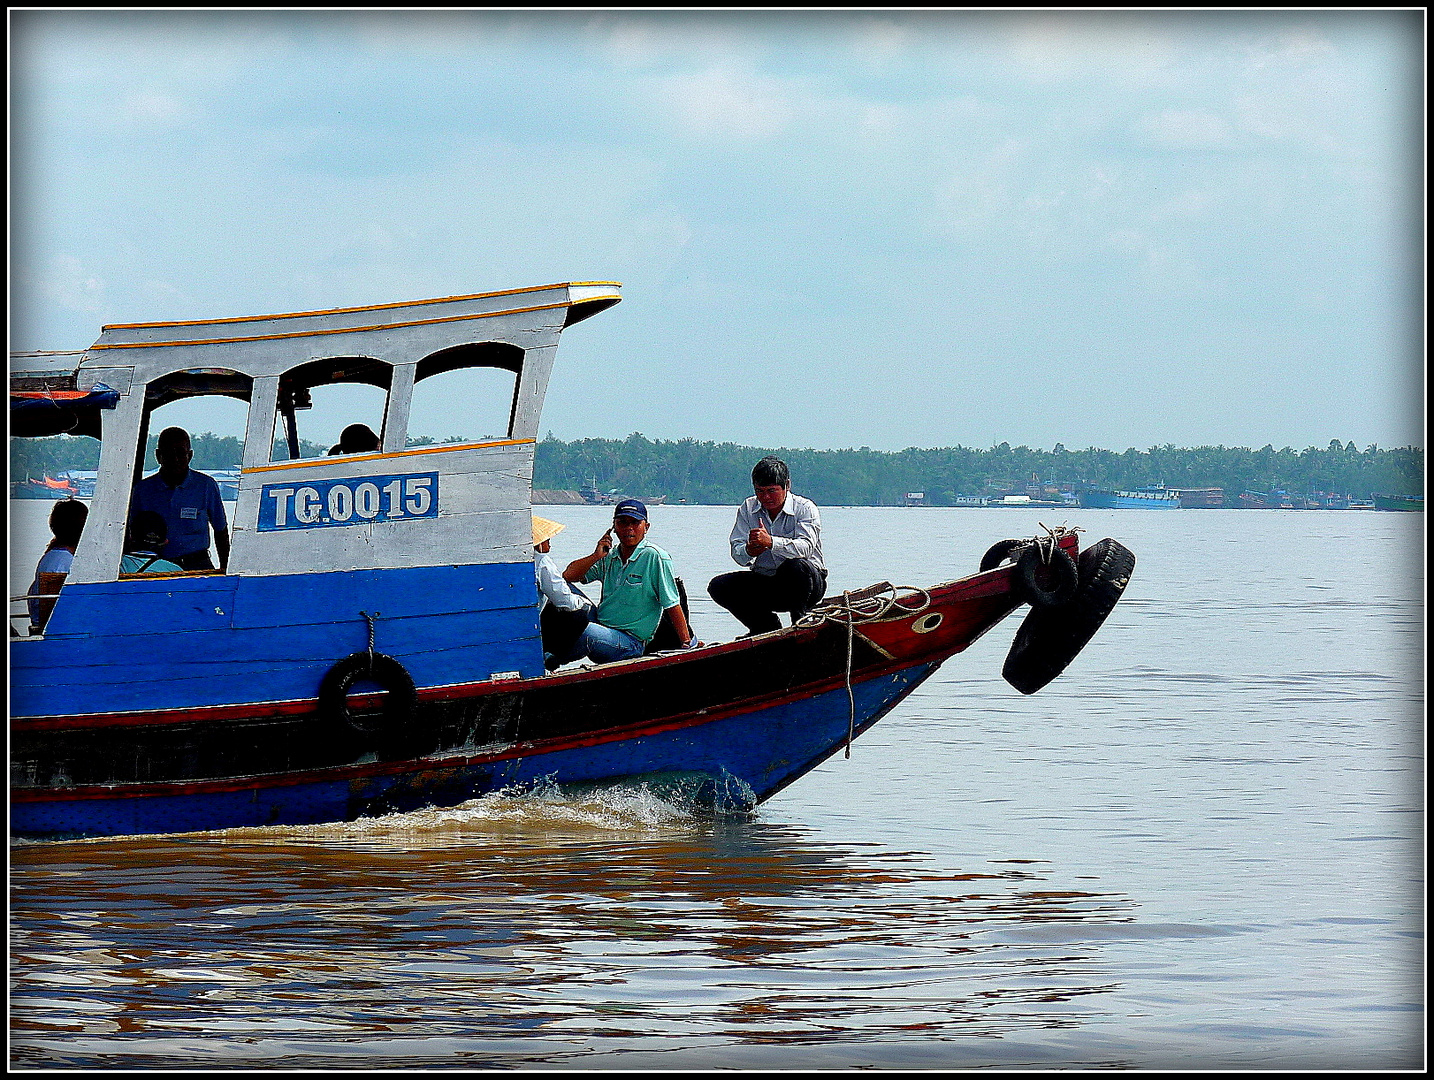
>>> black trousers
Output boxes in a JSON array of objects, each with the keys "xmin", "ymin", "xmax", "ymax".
[
  {"xmin": 539, "ymin": 586, "xmax": 595, "ymax": 671},
  {"xmin": 708, "ymin": 559, "xmax": 828, "ymax": 636}
]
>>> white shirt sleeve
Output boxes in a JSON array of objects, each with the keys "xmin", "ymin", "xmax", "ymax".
[
  {"xmin": 536, "ymin": 553, "xmax": 588, "ymax": 611},
  {"xmin": 729, "ymin": 503, "xmax": 754, "ymax": 567}
]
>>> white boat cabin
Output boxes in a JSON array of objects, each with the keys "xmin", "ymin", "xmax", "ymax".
[{"xmin": 12, "ymin": 282, "xmax": 621, "ymax": 591}]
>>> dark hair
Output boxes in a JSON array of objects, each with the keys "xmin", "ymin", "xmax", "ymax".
[
  {"xmin": 339, "ymin": 423, "xmax": 381, "ymax": 453},
  {"xmin": 156, "ymin": 426, "xmax": 191, "ymax": 452},
  {"xmin": 752, "ymin": 456, "xmax": 789, "ymax": 489},
  {"xmin": 49, "ymin": 499, "xmax": 89, "ymax": 547},
  {"xmin": 125, "ymin": 510, "xmax": 168, "ymax": 552}
]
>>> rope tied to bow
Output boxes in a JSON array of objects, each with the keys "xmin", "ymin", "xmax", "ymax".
[
  {"xmin": 793, "ymin": 583, "xmax": 934, "ymax": 759},
  {"xmin": 359, "ymin": 610, "xmax": 380, "ymax": 671}
]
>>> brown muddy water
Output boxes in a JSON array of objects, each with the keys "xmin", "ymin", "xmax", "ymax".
[{"xmin": 9, "ymin": 503, "xmax": 1424, "ymax": 1069}]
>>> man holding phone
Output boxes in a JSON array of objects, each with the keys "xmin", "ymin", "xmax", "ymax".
[{"xmin": 559, "ymin": 499, "xmax": 698, "ymax": 664}]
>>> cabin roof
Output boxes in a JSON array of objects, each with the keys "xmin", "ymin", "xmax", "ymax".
[
  {"xmin": 10, "ymin": 280, "xmax": 621, "ymax": 387},
  {"xmin": 10, "ymin": 280, "xmax": 621, "ymax": 438}
]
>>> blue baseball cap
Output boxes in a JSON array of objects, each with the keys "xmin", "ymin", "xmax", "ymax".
[{"xmin": 612, "ymin": 499, "xmax": 648, "ymax": 522}]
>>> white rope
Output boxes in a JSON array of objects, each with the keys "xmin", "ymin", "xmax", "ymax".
[
  {"xmin": 842, "ymin": 591, "xmax": 855, "ymax": 758},
  {"xmin": 797, "ymin": 583, "xmax": 933, "ymax": 629}
]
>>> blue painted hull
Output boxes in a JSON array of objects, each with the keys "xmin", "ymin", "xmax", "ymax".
[
  {"xmin": 11, "ymin": 561, "xmax": 544, "ymax": 719},
  {"xmin": 14, "ymin": 535, "xmax": 1098, "ymax": 843},
  {"xmin": 1077, "ymin": 490, "xmax": 1181, "ymax": 509},
  {"xmin": 12, "ymin": 663, "xmax": 938, "ymax": 839}
]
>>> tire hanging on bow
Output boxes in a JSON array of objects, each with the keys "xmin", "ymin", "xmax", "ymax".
[
  {"xmin": 1002, "ymin": 537, "xmax": 1136, "ymax": 695},
  {"xmin": 1014, "ymin": 542, "xmax": 1079, "ymax": 608}
]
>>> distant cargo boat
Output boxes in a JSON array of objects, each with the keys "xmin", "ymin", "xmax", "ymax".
[
  {"xmin": 12, "ymin": 477, "xmax": 77, "ymax": 499},
  {"xmin": 209, "ymin": 469, "xmax": 241, "ymax": 501},
  {"xmin": 1168, "ymin": 487, "xmax": 1223, "ymax": 509},
  {"xmin": 579, "ymin": 478, "xmax": 618, "ymax": 504},
  {"xmin": 1373, "ymin": 494, "xmax": 1424, "ymax": 512},
  {"xmin": 54, "ymin": 470, "xmax": 98, "ymax": 498},
  {"xmin": 1078, "ymin": 487, "xmax": 1181, "ymax": 510},
  {"xmin": 12, "ymin": 475, "xmax": 79, "ymax": 500}
]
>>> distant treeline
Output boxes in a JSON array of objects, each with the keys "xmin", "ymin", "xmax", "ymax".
[
  {"xmin": 10, "ymin": 433, "xmax": 326, "ymax": 478},
  {"xmin": 534, "ymin": 434, "xmax": 1425, "ymax": 506},
  {"xmin": 12, "ymin": 432, "xmax": 1424, "ymax": 506}
]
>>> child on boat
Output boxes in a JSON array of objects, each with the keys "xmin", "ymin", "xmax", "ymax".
[
  {"xmin": 120, "ymin": 512, "xmax": 184, "ymax": 575},
  {"xmin": 28, "ymin": 498, "xmax": 88, "ymax": 633}
]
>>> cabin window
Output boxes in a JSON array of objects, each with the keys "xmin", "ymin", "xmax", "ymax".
[
  {"xmin": 269, "ymin": 357, "xmax": 391, "ymax": 461},
  {"xmin": 11, "ymin": 432, "xmax": 102, "ymax": 498},
  {"xmin": 141, "ymin": 397, "xmax": 250, "ymax": 478},
  {"xmin": 409, "ymin": 342, "xmax": 523, "ymax": 445},
  {"xmin": 11, "ymin": 431, "xmax": 102, "ymax": 634},
  {"xmin": 129, "ymin": 368, "xmax": 254, "ymax": 574}
]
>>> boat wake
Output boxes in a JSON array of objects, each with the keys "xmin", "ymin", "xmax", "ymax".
[{"xmin": 225, "ymin": 772, "xmax": 758, "ymax": 847}]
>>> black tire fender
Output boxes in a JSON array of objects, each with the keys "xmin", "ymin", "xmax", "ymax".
[
  {"xmin": 1003, "ymin": 538, "xmax": 1136, "ymax": 695},
  {"xmin": 318, "ymin": 651, "xmax": 417, "ymax": 738},
  {"xmin": 1014, "ymin": 543, "xmax": 1079, "ymax": 607},
  {"xmin": 979, "ymin": 538, "xmax": 1025, "ymax": 572}
]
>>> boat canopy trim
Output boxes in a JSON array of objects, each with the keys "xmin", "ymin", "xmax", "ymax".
[{"xmin": 11, "ymin": 385, "xmax": 120, "ymax": 439}]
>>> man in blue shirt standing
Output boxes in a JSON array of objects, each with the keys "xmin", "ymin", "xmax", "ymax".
[
  {"xmin": 708, "ymin": 456, "xmax": 827, "ymax": 636},
  {"xmin": 129, "ymin": 426, "xmax": 230, "ymax": 571}
]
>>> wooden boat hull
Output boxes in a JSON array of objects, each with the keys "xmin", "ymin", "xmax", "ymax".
[
  {"xmin": 12, "ymin": 662, "xmax": 942, "ymax": 838},
  {"xmin": 12, "ymin": 553, "xmax": 1037, "ymax": 840}
]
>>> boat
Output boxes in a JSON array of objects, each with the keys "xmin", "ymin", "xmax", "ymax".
[
  {"xmin": 55, "ymin": 470, "xmax": 99, "ymax": 499},
  {"xmin": 578, "ymin": 478, "xmax": 618, "ymax": 504},
  {"xmin": 1238, "ymin": 489, "xmax": 1275, "ymax": 509},
  {"xmin": 577, "ymin": 478, "xmax": 665, "ymax": 506},
  {"xmin": 1168, "ymin": 487, "xmax": 1224, "ymax": 509},
  {"xmin": 9, "ymin": 280, "xmax": 1135, "ymax": 841},
  {"xmin": 208, "ymin": 468, "xmax": 242, "ymax": 501},
  {"xmin": 1373, "ymin": 494, "xmax": 1424, "ymax": 512},
  {"xmin": 12, "ymin": 477, "xmax": 78, "ymax": 500},
  {"xmin": 1077, "ymin": 486, "xmax": 1182, "ymax": 509}
]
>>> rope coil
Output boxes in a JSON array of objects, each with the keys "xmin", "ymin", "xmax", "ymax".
[{"xmin": 795, "ymin": 582, "xmax": 933, "ymax": 629}]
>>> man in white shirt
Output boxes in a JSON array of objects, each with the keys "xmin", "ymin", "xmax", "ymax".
[
  {"xmin": 532, "ymin": 515, "xmax": 594, "ymax": 670},
  {"xmin": 708, "ymin": 456, "xmax": 828, "ymax": 636}
]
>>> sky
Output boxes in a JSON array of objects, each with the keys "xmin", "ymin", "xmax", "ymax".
[{"xmin": 8, "ymin": 9, "xmax": 1425, "ymax": 453}]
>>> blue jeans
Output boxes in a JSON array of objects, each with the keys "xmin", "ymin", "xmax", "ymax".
[{"xmin": 561, "ymin": 607, "xmax": 646, "ymax": 665}]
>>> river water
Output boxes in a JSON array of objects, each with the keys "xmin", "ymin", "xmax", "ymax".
[{"xmin": 8, "ymin": 501, "xmax": 1424, "ymax": 1070}]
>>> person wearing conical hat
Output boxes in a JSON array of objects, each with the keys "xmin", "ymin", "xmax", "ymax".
[{"xmin": 532, "ymin": 514, "xmax": 593, "ymax": 670}]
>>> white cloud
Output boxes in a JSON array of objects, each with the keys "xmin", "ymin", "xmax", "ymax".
[
  {"xmin": 1138, "ymin": 108, "xmax": 1231, "ymax": 148},
  {"xmin": 846, "ymin": 18, "xmax": 914, "ymax": 68},
  {"xmin": 652, "ymin": 66, "xmax": 802, "ymax": 141},
  {"xmin": 1240, "ymin": 27, "xmax": 1338, "ymax": 73},
  {"xmin": 40, "ymin": 255, "xmax": 109, "ymax": 317},
  {"xmin": 1004, "ymin": 14, "xmax": 1179, "ymax": 89},
  {"xmin": 120, "ymin": 91, "xmax": 187, "ymax": 126}
]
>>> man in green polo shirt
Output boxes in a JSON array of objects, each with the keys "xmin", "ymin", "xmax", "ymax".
[{"xmin": 560, "ymin": 499, "xmax": 699, "ymax": 664}]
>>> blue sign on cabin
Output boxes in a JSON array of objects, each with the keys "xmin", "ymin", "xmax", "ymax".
[{"xmin": 258, "ymin": 472, "xmax": 438, "ymax": 531}]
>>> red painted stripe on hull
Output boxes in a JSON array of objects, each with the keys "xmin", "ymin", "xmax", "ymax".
[
  {"xmin": 12, "ymin": 648, "xmax": 951, "ymax": 804},
  {"xmin": 13, "ymin": 568, "xmax": 1024, "ymax": 733}
]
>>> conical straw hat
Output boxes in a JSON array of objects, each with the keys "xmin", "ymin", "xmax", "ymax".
[{"xmin": 531, "ymin": 515, "xmax": 566, "ymax": 546}]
